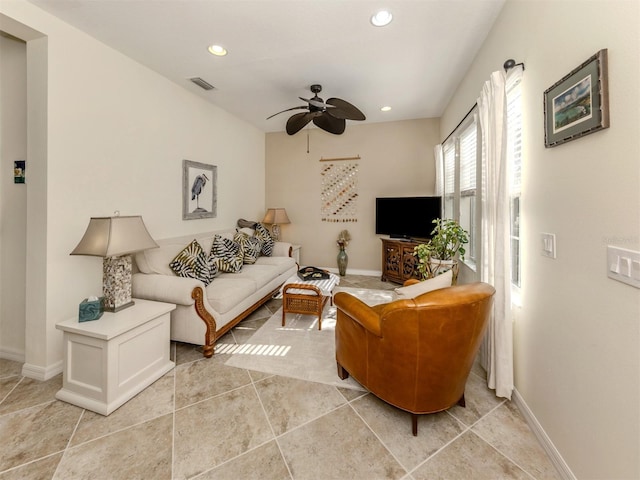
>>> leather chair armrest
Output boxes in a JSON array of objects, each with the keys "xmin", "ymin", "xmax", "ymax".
[
  {"xmin": 403, "ymin": 278, "xmax": 421, "ymax": 287},
  {"xmin": 333, "ymin": 292, "xmax": 382, "ymax": 337}
]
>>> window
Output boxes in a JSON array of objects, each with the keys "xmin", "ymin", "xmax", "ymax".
[
  {"xmin": 442, "ymin": 141, "xmax": 455, "ymax": 220},
  {"xmin": 459, "ymin": 120, "xmax": 478, "ymax": 264},
  {"xmin": 507, "ymin": 74, "xmax": 523, "ymax": 288},
  {"xmin": 440, "ymin": 111, "xmax": 479, "ymax": 269},
  {"xmin": 438, "ymin": 73, "xmax": 523, "ymax": 284}
]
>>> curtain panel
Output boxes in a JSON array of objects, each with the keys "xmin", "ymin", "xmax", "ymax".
[{"xmin": 477, "ymin": 66, "xmax": 523, "ymax": 400}]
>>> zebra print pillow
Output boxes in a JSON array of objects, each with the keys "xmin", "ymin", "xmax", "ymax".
[
  {"xmin": 254, "ymin": 223, "xmax": 274, "ymax": 256},
  {"xmin": 210, "ymin": 235, "xmax": 243, "ymax": 273},
  {"xmin": 169, "ymin": 239, "xmax": 218, "ymax": 286},
  {"xmin": 233, "ymin": 232, "xmax": 262, "ymax": 264}
]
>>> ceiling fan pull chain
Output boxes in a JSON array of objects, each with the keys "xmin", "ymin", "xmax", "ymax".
[{"xmin": 307, "ymin": 129, "xmax": 310, "ymax": 153}]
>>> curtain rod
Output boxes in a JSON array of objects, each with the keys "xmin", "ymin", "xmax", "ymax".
[{"xmin": 441, "ymin": 102, "xmax": 477, "ymax": 145}]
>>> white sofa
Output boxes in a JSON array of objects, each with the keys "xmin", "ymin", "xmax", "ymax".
[{"xmin": 132, "ymin": 230, "xmax": 297, "ymax": 357}]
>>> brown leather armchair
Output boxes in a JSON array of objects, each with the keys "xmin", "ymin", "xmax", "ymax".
[{"xmin": 334, "ymin": 282, "xmax": 495, "ymax": 435}]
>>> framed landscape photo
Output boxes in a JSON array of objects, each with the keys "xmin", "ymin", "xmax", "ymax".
[
  {"xmin": 182, "ymin": 159, "xmax": 217, "ymax": 220},
  {"xmin": 544, "ymin": 49, "xmax": 609, "ymax": 148}
]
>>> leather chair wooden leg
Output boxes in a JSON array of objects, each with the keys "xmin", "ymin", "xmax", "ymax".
[
  {"xmin": 337, "ymin": 362, "xmax": 349, "ymax": 380},
  {"xmin": 457, "ymin": 392, "xmax": 466, "ymax": 408},
  {"xmin": 412, "ymin": 414, "xmax": 418, "ymax": 436}
]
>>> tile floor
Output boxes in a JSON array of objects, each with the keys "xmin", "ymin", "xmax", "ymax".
[{"xmin": 0, "ymin": 275, "xmax": 560, "ymax": 480}]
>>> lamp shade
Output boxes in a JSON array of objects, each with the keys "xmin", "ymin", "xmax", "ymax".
[
  {"xmin": 70, "ymin": 215, "xmax": 158, "ymax": 257},
  {"xmin": 262, "ymin": 208, "xmax": 290, "ymax": 225}
]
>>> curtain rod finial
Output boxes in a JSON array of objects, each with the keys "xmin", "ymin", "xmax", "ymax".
[{"xmin": 504, "ymin": 59, "xmax": 525, "ymax": 71}]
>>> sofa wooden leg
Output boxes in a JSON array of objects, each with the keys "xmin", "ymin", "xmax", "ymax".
[
  {"xmin": 202, "ymin": 344, "xmax": 214, "ymax": 358},
  {"xmin": 337, "ymin": 362, "xmax": 349, "ymax": 380},
  {"xmin": 457, "ymin": 392, "xmax": 466, "ymax": 408},
  {"xmin": 412, "ymin": 414, "xmax": 418, "ymax": 436}
]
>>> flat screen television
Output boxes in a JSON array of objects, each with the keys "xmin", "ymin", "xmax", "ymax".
[{"xmin": 375, "ymin": 196, "xmax": 442, "ymax": 240}]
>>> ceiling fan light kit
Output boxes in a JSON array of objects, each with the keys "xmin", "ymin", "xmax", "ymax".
[{"xmin": 267, "ymin": 84, "xmax": 366, "ymax": 135}]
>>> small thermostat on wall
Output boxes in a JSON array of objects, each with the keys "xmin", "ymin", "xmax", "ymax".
[{"xmin": 541, "ymin": 233, "xmax": 556, "ymax": 259}]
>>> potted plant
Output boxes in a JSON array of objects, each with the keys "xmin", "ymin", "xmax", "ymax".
[{"xmin": 414, "ymin": 218, "xmax": 469, "ymax": 281}]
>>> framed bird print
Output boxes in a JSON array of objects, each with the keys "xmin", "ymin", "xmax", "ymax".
[{"xmin": 182, "ymin": 159, "xmax": 217, "ymax": 220}]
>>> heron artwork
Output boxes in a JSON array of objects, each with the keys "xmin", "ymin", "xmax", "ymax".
[{"xmin": 191, "ymin": 173, "xmax": 209, "ymax": 212}]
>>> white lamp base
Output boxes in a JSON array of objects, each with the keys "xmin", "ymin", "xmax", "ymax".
[{"xmin": 102, "ymin": 255, "xmax": 134, "ymax": 312}]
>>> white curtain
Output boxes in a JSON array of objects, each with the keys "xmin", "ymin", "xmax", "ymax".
[
  {"xmin": 477, "ymin": 66, "xmax": 522, "ymax": 400},
  {"xmin": 434, "ymin": 144, "xmax": 444, "ymax": 196}
]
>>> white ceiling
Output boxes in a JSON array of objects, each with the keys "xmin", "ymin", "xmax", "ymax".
[{"xmin": 26, "ymin": 0, "xmax": 505, "ymax": 133}]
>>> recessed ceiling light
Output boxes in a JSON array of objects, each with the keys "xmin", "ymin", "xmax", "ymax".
[
  {"xmin": 381, "ymin": 106, "xmax": 392, "ymax": 112},
  {"xmin": 208, "ymin": 44, "xmax": 228, "ymax": 56},
  {"xmin": 371, "ymin": 10, "xmax": 393, "ymax": 27}
]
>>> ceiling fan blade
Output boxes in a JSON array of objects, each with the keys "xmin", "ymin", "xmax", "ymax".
[
  {"xmin": 326, "ymin": 98, "xmax": 366, "ymax": 121},
  {"xmin": 313, "ymin": 113, "xmax": 346, "ymax": 135},
  {"xmin": 286, "ymin": 112, "xmax": 319, "ymax": 135},
  {"xmin": 266, "ymin": 105, "xmax": 308, "ymax": 120}
]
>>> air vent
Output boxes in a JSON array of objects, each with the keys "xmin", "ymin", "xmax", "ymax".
[{"xmin": 189, "ymin": 77, "xmax": 215, "ymax": 91}]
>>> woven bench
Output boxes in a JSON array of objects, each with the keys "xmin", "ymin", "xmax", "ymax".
[{"xmin": 281, "ymin": 272, "xmax": 340, "ymax": 330}]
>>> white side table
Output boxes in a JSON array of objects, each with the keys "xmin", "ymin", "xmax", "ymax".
[
  {"xmin": 56, "ymin": 299, "xmax": 176, "ymax": 415},
  {"xmin": 292, "ymin": 244, "xmax": 301, "ymax": 264}
]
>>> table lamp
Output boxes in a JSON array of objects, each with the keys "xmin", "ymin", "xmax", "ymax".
[
  {"xmin": 262, "ymin": 208, "xmax": 290, "ymax": 241},
  {"xmin": 70, "ymin": 214, "xmax": 158, "ymax": 312}
]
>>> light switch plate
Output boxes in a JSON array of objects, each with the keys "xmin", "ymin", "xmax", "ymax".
[
  {"xmin": 607, "ymin": 245, "xmax": 640, "ymax": 288},
  {"xmin": 541, "ymin": 233, "xmax": 556, "ymax": 258}
]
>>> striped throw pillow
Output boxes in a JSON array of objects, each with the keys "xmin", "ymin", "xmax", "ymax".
[{"xmin": 169, "ymin": 239, "xmax": 218, "ymax": 286}]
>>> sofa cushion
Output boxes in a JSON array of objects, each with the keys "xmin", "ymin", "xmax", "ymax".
[
  {"xmin": 233, "ymin": 232, "xmax": 262, "ymax": 264},
  {"xmin": 231, "ymin": 265, "xmax": 281, "ymax": 290},
  {"xmin": 254, "ymin": 255, "xmax": 297, "ymax": 275},
  {"xmin": 210, "ymin": 235, "xmax": 243, "ymax": 273},
  {"xmin": 254, "ymin": 223, "xmax": 274, "ymax": 256},
  {"xmin": 205, "ymin": 277, "xmax": 256, "ymax": 314},
  {"xmin": 169, "ymin": 239, "xmax": 218, "ymax": 286},
  {"xmin": 394, "ymin": 269, "xmax": 453, "ymax": 299}
]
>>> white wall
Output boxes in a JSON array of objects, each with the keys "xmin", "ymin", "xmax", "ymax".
[
  {"xmin": 0, "ymin": 1, "xmax": 266, "ymax": 377},
  {"xmin": 0, "ymin": 34, "xmax": 27, "ymax": 361},
  {"xmin": 440, "ymin": 1, "xmax": 640, "ymax": 478},
  {"xmin": 266, "ymin": 118, "xmax": 439, "ymax": 273}
]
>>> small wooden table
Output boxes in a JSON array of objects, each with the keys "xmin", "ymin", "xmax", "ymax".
[{"xmin": 281, "ymin": 272, "xmax": 340, "ymax": 330}]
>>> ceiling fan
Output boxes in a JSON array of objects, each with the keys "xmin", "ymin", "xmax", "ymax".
[{"xmin": 267, "ymin": 84, "xmax": 366, "ymax": 135}]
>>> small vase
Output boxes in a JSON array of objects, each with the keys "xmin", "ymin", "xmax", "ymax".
[{"xmin": 337, "ymin": 246, "xmax": 348, "ymax": 276}]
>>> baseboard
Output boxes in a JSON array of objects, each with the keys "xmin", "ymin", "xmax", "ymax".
[
  {"xmin": 512, "ymin": 388, "xmax": 576, "ymax": 480},
  {"xmin": 322, "ymin": 268, "xmax": 382, "ymax": 277},
  {"xmin": 21, "ymin": 360, "xmax": 63, "ymax": 381},
  {"xmin": 0, "ymin": 346, "xmax": 25, "ymax": 363}
]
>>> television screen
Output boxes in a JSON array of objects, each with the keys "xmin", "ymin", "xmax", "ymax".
[{"xmin": 375, "ymin": 196, "xmax": 442, "ymax": 240}]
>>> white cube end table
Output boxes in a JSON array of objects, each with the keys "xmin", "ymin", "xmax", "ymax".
[{"xmin": 56, "ymin": 299, "xmax": 176, "ymax": 415}]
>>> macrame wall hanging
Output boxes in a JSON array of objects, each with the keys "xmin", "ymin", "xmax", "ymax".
[{"xmin": 320, "ymin": 156, "xmax": 360, "ymax": 223}]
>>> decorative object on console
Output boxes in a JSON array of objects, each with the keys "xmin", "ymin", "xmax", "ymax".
[
  {"xmin": 336, "ymin": 230, "xmax": 351, "ymax": 276},
  {"xmin": 414, "ymin": 218, "xmax": 468, "ymax": 283},
  {"xmin": 71, "ymin": 213, "xmax": 158, "ymax": 312},
  {"xmin": 182, "ymin": 159, "xmax": 217, "ymax": 220},
  {"xmin": 262, "ymin": 208, "xmax": 290, "ymax": 241},
  {"xmin": 544, "ymin": 49, "xmax": 609, "ymax": 148}
]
